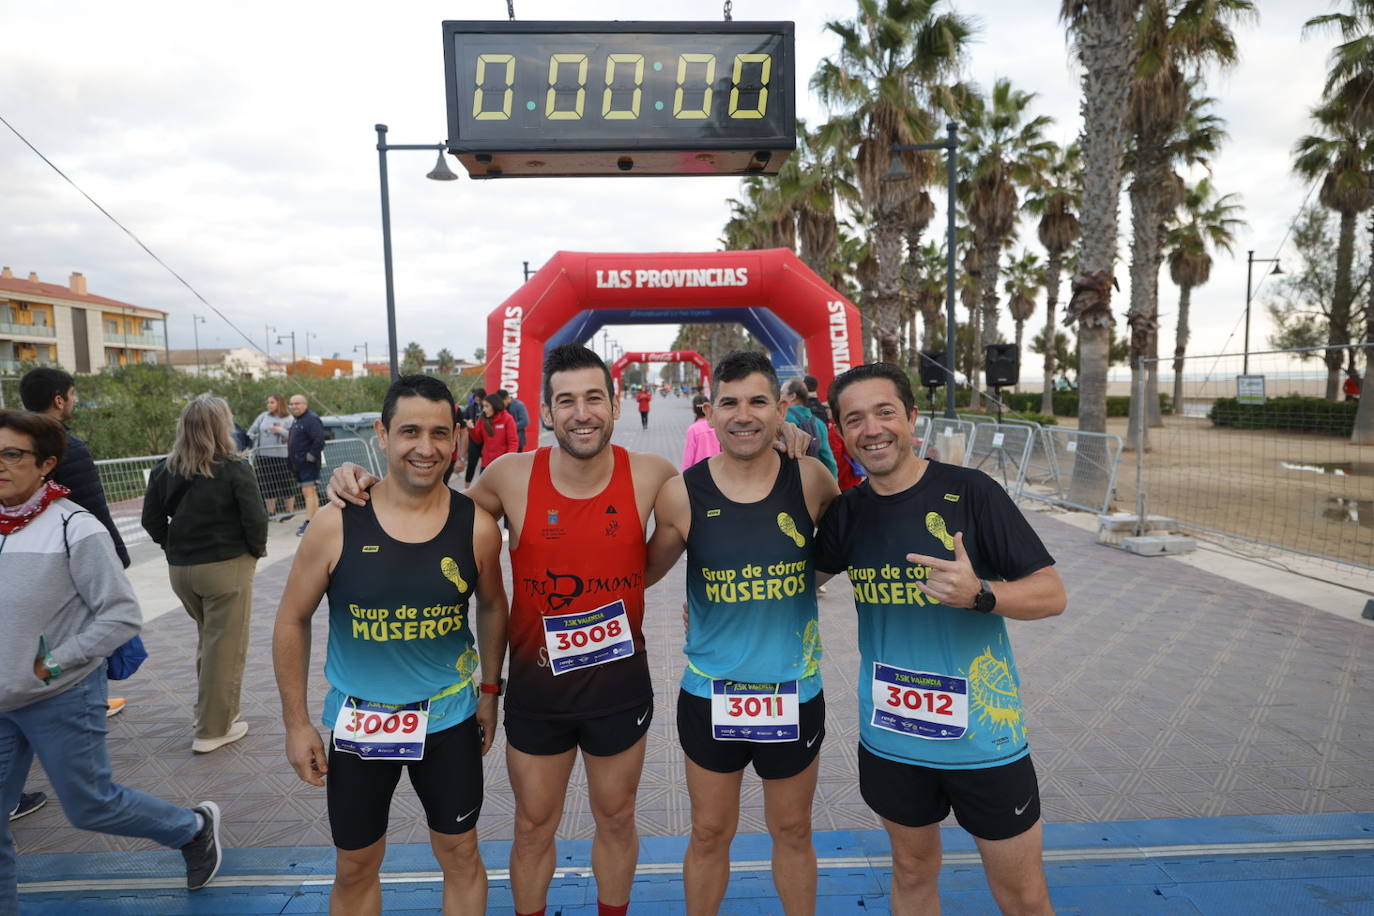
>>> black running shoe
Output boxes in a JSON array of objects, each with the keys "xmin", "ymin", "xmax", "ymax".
[
  {"xmin": 9, "ymin": 792, "xmax": 46, "ymax": 821},
  {"xmin": 180, "ymin": 800, "xmax": 223, "ymax": 890}
]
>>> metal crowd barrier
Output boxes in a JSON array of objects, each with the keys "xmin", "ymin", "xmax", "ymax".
[
  {"xmin": 965, "ymin": 421, "xmax": 1037, "ymax": 497},
  {"xmin": 95, "ymin": 438, "xmax": 383, "ymax": 545},
  {"xmin": 1022, "ymin": 427, "xmax": 1123, "ymax": 516},
  {"xmin": 919, "ymin": 417, "xmax": 977, "ymax": 464}
]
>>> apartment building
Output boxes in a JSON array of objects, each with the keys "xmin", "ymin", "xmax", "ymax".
[{"xmin": 0, "ymin": 267, "xmax": 168, "ymax": 374}]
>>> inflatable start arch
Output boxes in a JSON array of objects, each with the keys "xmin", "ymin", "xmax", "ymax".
[
  {"xmin": 611, "ymin": 350, "xmax": 710, "ymax": 395},
  {"xmin": 486, "ymin": 249, "xmax": 862, "ymax": 407}
]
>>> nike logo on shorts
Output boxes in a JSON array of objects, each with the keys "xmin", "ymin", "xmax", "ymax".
[
  {"xmin": 1014, "ymin": 797, "xmax": 1033, "ymax": 816},
  {"xmin": 806, "ymin": 731, "xmax": 822, "ymax": 749},
  {"xmin": 636, "ymin": 707, "xmax": 650, "ymax": 726},
  {"xmin": 456, "ymin": 806, "xmax": 479, "ymax": 824}
]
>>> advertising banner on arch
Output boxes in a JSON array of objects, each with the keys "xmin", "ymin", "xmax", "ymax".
[{"xmin": 486, "ymin": 249, "xmax": 862, "ymax": 405}]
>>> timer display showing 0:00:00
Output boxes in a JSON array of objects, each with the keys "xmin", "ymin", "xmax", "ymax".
[{"xmin": 470, "ymin": 52, "xmax": 773, "ymax": 122}]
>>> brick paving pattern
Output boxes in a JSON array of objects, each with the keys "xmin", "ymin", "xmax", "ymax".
[{"xmin": 13, "ymin": 392, "xmax": 1374, "ymax": 858}]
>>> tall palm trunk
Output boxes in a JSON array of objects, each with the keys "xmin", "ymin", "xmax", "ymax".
[
  {"xmin": 1353, "ymin": 218, "xmax": 1374, "ymax": 443},
  {"xmin": 1067, "ymin": 0, "xmax": 1138, "ymax": 446},
  {"xmin": 1041, "ymin": 250, "xmax": 1064, "ymax": 414},
  {"xmin": 972, "ymin": 232, "xmax": 1004, "ymax": 409},
  {"xmin": 1171, "ymin": 282, "xmax": 1193, "ymax": 414},
  {"xmin": 1126, "ymin": 143, "xmax": 1167, "ymax": 451},
  {"xmin": 1329, "ymin": 209, "xmax": 1357, "ymax": 400}
]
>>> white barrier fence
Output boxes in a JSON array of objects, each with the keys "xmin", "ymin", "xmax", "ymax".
[{"xmin": 96, "ymin": 438, "xmax": 383, "ymax": 548}]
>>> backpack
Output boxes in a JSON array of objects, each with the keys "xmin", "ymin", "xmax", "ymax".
[{"xmin": 60, "ymin": 510, "xmax": 148, "ymax": 681}]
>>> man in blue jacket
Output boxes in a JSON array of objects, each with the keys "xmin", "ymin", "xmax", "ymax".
[
  {"xmin": 496, "ymin": 389, "xmax": 529, "ymax": 451},
  {"xmin": 287, "ymin": 394, "xmax": 325, "ymax": 535},
  {"xmin": 783, "ymin": 379, "xmax": 837, "ymax": 477}
]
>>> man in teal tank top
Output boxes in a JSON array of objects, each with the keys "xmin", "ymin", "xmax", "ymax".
[
  {"xmin": 273, "ymin": 375, "xmax": 509, "ymax": 916},
  {"xmin": 815, "ymin": 363, "xmax": 1066, "ymax": 916},
  {"xmin": 648, "ymin": 351, "xmax": 840, "ymax": 916}
]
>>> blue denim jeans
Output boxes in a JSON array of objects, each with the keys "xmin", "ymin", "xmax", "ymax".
[{"xmin": 0, "ymin": 668, "xmax": 200, "ymax": 913}]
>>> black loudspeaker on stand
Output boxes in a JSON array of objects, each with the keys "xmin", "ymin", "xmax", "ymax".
[
  {"xmin": 984, "ymin": 344, "xmax": 1020, "ymax": 389},
  {"xmin": 919, "ymin": 350, "xmax": 947, "ymax": 389}
]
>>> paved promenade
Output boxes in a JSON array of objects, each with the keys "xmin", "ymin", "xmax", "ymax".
[{"xmin": 12, "ymin": 393, "xmax": 1374, "ymax": 913}]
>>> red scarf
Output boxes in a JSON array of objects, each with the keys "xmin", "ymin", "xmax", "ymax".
[{"xmin": 0, "ymin": 480, "xmax": 71, "ymax": 535}]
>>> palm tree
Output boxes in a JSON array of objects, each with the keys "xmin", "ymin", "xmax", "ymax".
[
  {"xmin": 1123, "ymin": 0, "xmax": 1248, "ymax": 449},
  {"xmin": 1023, "ymin": 141, "xmax": 1082, "ymax": 413},
  {"xmin": 962, "ymin": 78, "xmax": 1054, "ymax": 408},
  {"xmin": 1003, "ymin": 250, "xmax": 1045, "ymax": 368},
  {"xmin": 1061, "ymin": 0, "xmax": 1143, "ymax": 438},
  {"xmin": 1293, "ymin": 98, "xmax": 1373, "ymax": 400},
  {"xmin": 401, "ymin": 341, "xmax": 425, "ymax": 375},
  {"xmin": 813, "ymin": 0, "xmax": 976, "ymax": 363},
  {"xmin": 1306, "ymin": 1, "xmax": 1374, "ymax": 441},
  {"xmin": 1165, "ymin": 177, "xmax": 1244, "ymax": 413},
  {"xmin": 435, "ymin": 348, "xmax": 455, "ymax": 376}
]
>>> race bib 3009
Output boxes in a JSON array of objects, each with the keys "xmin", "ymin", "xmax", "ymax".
[
  {"xmin": 542, "ymin": 599, "xmax": 635, "ymax": 676},
  {"xmin": 870, "ymin": 662, "xmax": 968, "ymax": 740},
  {"xmin": 332, "ymin": 697, "xmax": 429, "ymax": 760}
]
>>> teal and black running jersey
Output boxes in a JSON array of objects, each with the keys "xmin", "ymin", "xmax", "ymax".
[
  {"xmin": 682, "ymin": 454, "xmax": 822, "ymax": 700},
  {"xmin": 816, "ymin": 461, "xmax": 1054, "ymax": 770},
  {"xmin": 322, "ymin": 492, "xmax": 481, "ymax": 733}
]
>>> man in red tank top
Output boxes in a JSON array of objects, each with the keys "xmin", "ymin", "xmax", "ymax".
[{"xmin": 331, "ymin": 346, "xmax": 677, "ymax": 916}]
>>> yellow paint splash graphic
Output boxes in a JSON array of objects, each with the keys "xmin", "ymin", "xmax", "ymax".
[
  {"xmin": 453, "ymin": 647, "xmax": 479, "ymax": 682},
  {"xmin": 925, "ymin": 512, "xmax": 955, "ymax": 551},
  {"xmin": 800, "ymin": 619, "xmax": 823, "ymax": 677},
  {"xmin": 777, "ymin": 511, "xmax": 806, "ymax": 548},
  {"xmin": 967, "ymin": 648, "xmax": 1022, "ymax": 744},
  {"xmin": 440, "ymin": 557, "xmax": 469, "ymax": 595}
]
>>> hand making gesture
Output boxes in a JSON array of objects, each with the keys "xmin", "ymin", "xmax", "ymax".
[{"xmin": 906, "ymin": 531, "xmax": 981, "ymax": 610}]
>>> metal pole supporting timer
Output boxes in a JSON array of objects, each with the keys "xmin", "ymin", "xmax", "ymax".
[{"xmin": 891, "ymin": 122, "xmax": 960, "ymax": 418}]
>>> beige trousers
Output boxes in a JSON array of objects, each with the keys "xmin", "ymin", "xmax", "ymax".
[{"xmin": 168, "ymin": 553, "xmax": 257, "ymax": 739}]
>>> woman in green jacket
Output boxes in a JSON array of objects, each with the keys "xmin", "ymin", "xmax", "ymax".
[{"xmin": 143, "ymin": 395, "xmax": 268, "ymax": 753}]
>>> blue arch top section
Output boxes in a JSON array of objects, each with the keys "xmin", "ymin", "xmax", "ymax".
[{"xmin": 546, "ymin": 307, "xmax": 805, "ymax": 378}]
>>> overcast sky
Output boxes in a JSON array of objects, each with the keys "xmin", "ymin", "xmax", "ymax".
[{"xmin": 0, "ymin": 1, "xmax": 1333, "ymax": 377}]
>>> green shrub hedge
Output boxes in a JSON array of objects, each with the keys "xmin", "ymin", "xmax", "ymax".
[{"xmin": 1208, "ymin": 397, "xmax": 1357, "ymax": 436}]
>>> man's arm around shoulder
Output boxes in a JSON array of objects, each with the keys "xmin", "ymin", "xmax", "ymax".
[
  {"xmin": 646, "ymin": 474, "xmax": 689, "ymax": 587},
  {"xmin": 471, "ymin": 505, "xmax": 508, "ymax": 756}
]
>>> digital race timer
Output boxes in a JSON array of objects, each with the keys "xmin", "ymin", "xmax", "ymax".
[{"xmin": 441, "ymin": 21, "xmax": 795, "ymax": 178}]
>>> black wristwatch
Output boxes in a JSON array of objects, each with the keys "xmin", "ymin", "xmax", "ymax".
[{"xmin": 971, "ymin": 579, "xmax": 997, "ymax": 614}]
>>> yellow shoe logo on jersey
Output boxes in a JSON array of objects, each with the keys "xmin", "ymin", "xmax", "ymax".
[
  {"xmin": 707, "ymin": 509, "xmax": 722, "ymax": 518},
  {"xmin": 943, "ymin": 493, "xmax": 960, "ymax": 502},
  {"xmin": 361, "ymin": 545, "xmax": 379, "ymax": 553},
  {"xmin": 925, "ymin": 512, "xmax": 955, "ymax": 551},
  {"xmin": 777, "ymin": 512, "xmax": 806, "ymax": 548},
  {"xmin": 440, "ymin": 557, "xmax": 469, "ymax": 595}
]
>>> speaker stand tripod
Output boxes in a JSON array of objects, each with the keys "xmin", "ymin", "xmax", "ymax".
[{"xmin": 971, "ymin": 385, "xmax": 1016, "ymax": 489}]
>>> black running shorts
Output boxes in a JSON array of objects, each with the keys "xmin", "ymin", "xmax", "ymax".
[
  {"xmin": 326, "ymin": 715, "xmax": 483, "ymax": 850},
  {"xmin": 504, "ymin": 697, "xmax": 653, "ymax": 758},
  {"xmin": 857, "ymin": 744, "xmax": 1041, "ymax": 841},
  {"xmin": 676, "ymin": 689, "xmax": 825, "ymax": 780}
]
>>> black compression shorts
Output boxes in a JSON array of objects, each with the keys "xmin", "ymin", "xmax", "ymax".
[
  {"xmin": 676, "ymin": 689, "xmax": 824, "ymax": 780},
  {"xmin": 858, "ymin": 744, "xmax": 1041, "ymax": 841},
  {"xmin": 504, "ymin": 697, "xmax": 653, "ymax": 757},
  {"xmin": 326, "ymin": 715, "xmax": 483, "ymax": 850}
]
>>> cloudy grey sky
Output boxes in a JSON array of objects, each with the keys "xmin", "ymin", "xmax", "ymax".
[{"xmin": 0, "ymin": 1, "xmax": 1332, "ymax": 376}]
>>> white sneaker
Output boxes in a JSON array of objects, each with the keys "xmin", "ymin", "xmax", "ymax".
[{"xmin": 192, "ymin": 720, "xmax": 249, "ymax": 754}]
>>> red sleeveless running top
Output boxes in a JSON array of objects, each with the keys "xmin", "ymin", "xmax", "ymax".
[{"xmin": 507, "ymin": 445, "xmax": 650, "ymax": 719}]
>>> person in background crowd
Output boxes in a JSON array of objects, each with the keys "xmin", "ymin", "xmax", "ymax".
[
  {"xmin": 462, "ymin": 388, "xmax": 487, "ymax": 486},
  {"xmin": 803, "ymin": 376, "xmax": 829, "ymax": 425},
  {"xmin": 498, "ymin": 389, "xmax": 531, "ymax": 451},
  {"xmin": 142, "ymin": 395, "xmax": 268, "ymax": 754},
  {"xmin": 782, "ymin": 379, "xmax": 838, "ymax": 478},
  {"xmin": 287, "ymin": 394, "xmax": 325, "ymax": 536},
  {"xmin": 828, "ymin": 417, "xmax": 867, "ymax": 492},
  {"xmin": 1343, "ymin": 371, "xmax": 1361, "ymax": 404},
  {"xmin": 679, "ymin": 394, "xmax": 721, "ymax": 470},
  {"xmin": 468, "ymin": 392, "xmax": 519, "ymax": 473},
  {"xmin": 635, "ymin": 386, "xmax": 652, "ymax": 429},
  {"xmin": 247, "ymin": 394, "xmax": 295, "ymax": 516},
  {"xmin": 0, "ymin": 410, "xmax": 224, "ymax": 905},
  {"xmin": 17, "ymin": 367, "xmax": 130, "ymax": 823}
]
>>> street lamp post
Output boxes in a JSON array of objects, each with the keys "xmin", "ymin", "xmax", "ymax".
[
  {"xmin": 265, "ymin": 324, "xmax": 276, "ymax": 356},
  {"xmin": 192, "ymin": 314, "xmax": 206, "ymax": 375},
  {"xmin": 277, "ymin": 332, "xmax": 297, "ymax": 371},
  {"xmin": 354, "ymin": 343, "xmax": 370, "ymax": 376},
  {"xmin": 1244, "ymin": 250, "xmax": 1283, "ymax": 375},
  {"xmin": 305, "ymin": 331, "xmax": 317, "ymax": 361},
  {"xmin": 523, "ymin": 261, "xmax": 533, "ymax": 282},
  {"xmin": 890, "ymin": 122, "xmax": 960, "ymax": 419},
  {"xmin": 376, "ymin": 123, "xmax": 458, "ymax": 380}
]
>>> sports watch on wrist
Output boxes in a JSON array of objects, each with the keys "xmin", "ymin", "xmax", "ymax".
[
  {"xmin": 971, "ymin": 579, "xmax": 997, "ymax": 614},
  {"xmin": 480, "ymin": 678, "xmax": 504, "ymax": 696}
]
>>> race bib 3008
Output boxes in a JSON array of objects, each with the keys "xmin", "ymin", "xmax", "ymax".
[{"xmin": 542, "ymin": 599, "xmax": 635, "ymax": 676}]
